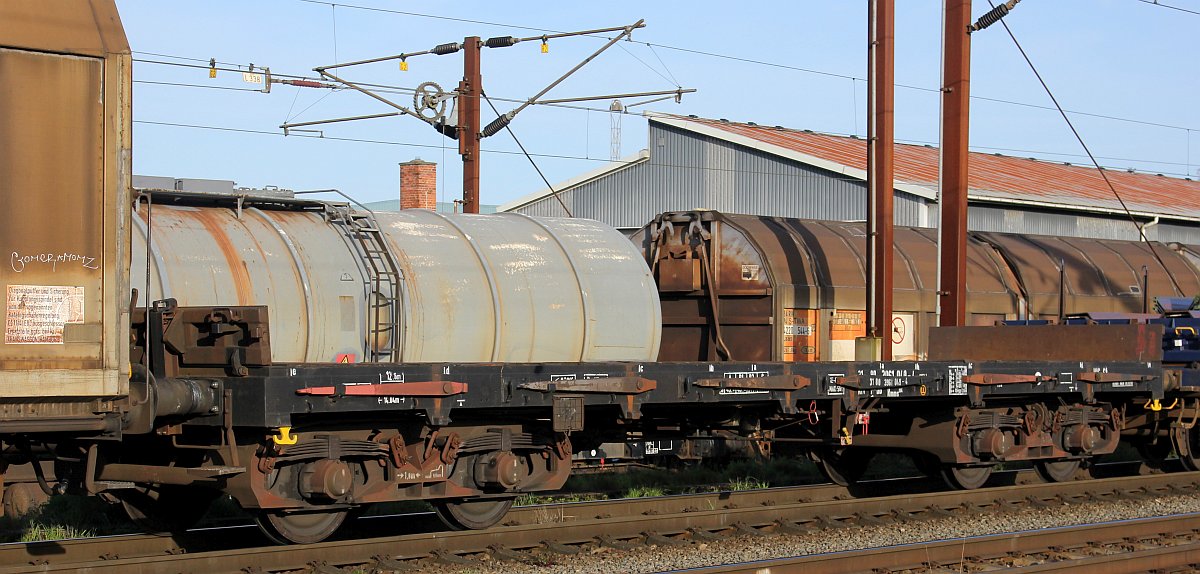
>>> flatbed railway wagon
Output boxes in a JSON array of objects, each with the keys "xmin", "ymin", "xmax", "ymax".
[{"xmin": 3, "ymin": 0, "xmax": 1200, "ymax": 545}]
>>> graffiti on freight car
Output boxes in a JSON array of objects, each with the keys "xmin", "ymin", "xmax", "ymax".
[
  {"xmin": 10, "ymin": 251, "xmax": 98, "ymax": 273},
  {"xmin": 5, "ymin": 285, "xmax": 85, "ymax": 344}
]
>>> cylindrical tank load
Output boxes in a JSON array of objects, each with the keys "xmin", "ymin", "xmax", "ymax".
[
  {"xmin": 633, "ymin": 210, "xmax": 1200, "ymax": 363},
  {"xmin": 131, "ymin": 198, "xmax": 661, "ymax": 363}
]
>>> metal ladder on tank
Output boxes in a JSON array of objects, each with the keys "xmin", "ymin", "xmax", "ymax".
[{"xmin": 329, "ymin": 207, "xmax": 402, "ymax": 362}]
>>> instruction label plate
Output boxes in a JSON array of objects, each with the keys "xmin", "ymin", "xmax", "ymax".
[{"xmin": 5, "ymin": 285, "xmax": 84, "ymax": 344}]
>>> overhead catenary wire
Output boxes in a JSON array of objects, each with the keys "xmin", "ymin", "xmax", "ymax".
[
  {"xmin": 130, "ymin": 59, "xmax": 1199, "ymax": 176},
  {"xmin": 285, "ymin": 88, "xmax": 343, "ymax": 124},
  {"xmin": 330, "ymin": 3, "xmax": 338, "ymax": 64},
  {"xmin": 131, "ymin": 17, "xmax": 1200, "ymax": 177},
  {"xmin": 135, "ymin": 44, "xmax": 1200, "ymax": 136},
  {"xmin": 983, "ymin": 0, "xmax": 1184, "ymax": 294},
  {"xmin": 482, "ymin": 92, "xmax": 574, "ymax": 217},
  {"xmin": 285, "ymin": 1, "xmax": 1200, "ymax": 136},
  {"xmin": 133, "ymin": 51, "xmax": 242, "ymax": 66},
  {"xmin": 134, "ymin": 58, "xmax": 317, "ymax": 82},
  {"xmin": 134, "ymin": 57, "xmax": 678, "ymax": 119},
  {"xmin": 133, "ymin": 79, "xmax": 262, "ymax": 92},
  {"xmin": 133, "ymin": 69, "xmax": 1195, "ymax": 171},
  {"xmin": 1133, "ymin": 0, "xmax": 1200, "ymax": 16},
  {"xmin": 296, "ymin": 0, "xmax": 547, "ymax": 31},
  {"xmin": 295, "ymin": 0, "xmax": 859, "ymax": 81},
  {"xmin": 646, "ymin": 43, "xmax": 681, "ymax": 87},
  {"xmin": 135, "ymin": 118, "xmax": 1200, "ymax": 198},
  {"xmin": 304, "ymin": 4, "xmax": 1200, "ymax": 138},
  {"xmin": 314, "ymin": 23, "xmax": 643, "ymax": 72},
  {"xmin": 131, "ymin": 119, "xmax": 925, "ymax": 183},
  {"xmin": 615, "ymin": 42, "xmax": 679, "ymax": 88},
  {"xmin": 283, "ymin": 78, "xmax": 306, "ymax": 123}
]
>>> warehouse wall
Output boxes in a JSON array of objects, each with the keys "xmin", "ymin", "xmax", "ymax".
[
  {"xmin": 507, "ymin": 123, "xmax": 1200, "ymax": 243},
  {"xmin": 967, "ymin": 205, "xmax": 1200, "ymax": 244},
  {"xmin": 510, "ymin": 123, "xmax": 929, "ymax": 229}
]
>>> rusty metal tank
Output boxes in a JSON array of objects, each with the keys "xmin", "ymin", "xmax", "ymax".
[
  {"xmin": 0, "ymin": 0, "xmax": 131, "ymax": 413},
  {"xmin": 1176, "ymin": 243, "xmax": 1200, "ymax": 277},
  {"xmin": 131, "ymin": 196, "xmax": 661, "ymax": 363},
  {"xmin": 633, "ymin": 211, "xmax": 1200, "ymax": 363},
  {"xmin": 973, "ymin": 233, "xmax": 1200, "ymax": 317},
  {"xmin": 633, "ymin": 211, "xmax": 1020, "ymax": 363}
]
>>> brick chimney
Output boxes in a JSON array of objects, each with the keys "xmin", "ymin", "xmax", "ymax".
[{"xmin": 399, "ymin": 158, "xmax": 437, "ymax": 210}]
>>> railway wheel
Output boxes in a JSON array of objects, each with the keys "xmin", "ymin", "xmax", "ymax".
[
  {"xmin": 1172, "ymin": 425, "xmax": 1200, "ymax": 471},
  {"xmin": 255, "ymin": 508, "xmax": 349, "ymax": 545},
  {"xmin": 1034, "ymin": 459, "xmax": 1081, "ymax": 483},
  {"xmin": 912, "ymin": 452, "xmax": 944, "ymax": 480},
  {"xmin": 3, "ymin": 483, "xmax": 50, "ymax": 519},
  {"xmin": 432, "ymin": 497, "xmax": 515, "ymax": 530},
  {"xmin": 1135, "ymin": 440, "xmax": 1173, "ymax": 473},
  {"xmin": 119, "ymin": 486, "xmax": 216, "ymax": 533},
  {"xmin": 815, "ymin": 450, "xmax": 872, "ymax": 487},
  {"xmin": 941, "ymin": 465, "xmax": 992, "ymax": 490}
]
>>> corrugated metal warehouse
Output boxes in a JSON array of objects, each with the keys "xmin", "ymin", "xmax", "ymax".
[{"xmin": 500, "ymin": 113, "xmax": 1200, "ymax": 243}]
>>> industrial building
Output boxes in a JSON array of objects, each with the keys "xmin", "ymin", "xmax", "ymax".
[{"xmin": 499, "ymin": 113, "xmax": 1200, "ymax": 243}]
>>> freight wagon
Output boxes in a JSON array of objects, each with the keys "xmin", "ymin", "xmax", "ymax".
[
  {"xmin": 3, "ymin": 0, "xmax": 1200, "ymax": 547},
  {"xmin": 637, "ymin": 210, "xmax": 1200, "ymax": 362}
]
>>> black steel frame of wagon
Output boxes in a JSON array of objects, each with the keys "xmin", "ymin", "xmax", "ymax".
[{"xmin": 182, "ymin": 358, "xmax": 1167, "ymax": 431}]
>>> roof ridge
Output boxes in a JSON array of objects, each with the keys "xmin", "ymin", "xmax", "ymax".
[
  {"xmin": 653, "ymin": 112, "xmax": 1200, "ymax": 185},
  {"xmin": 644, "ymin": 112, "xmax": 1200, "ymax": 222}
]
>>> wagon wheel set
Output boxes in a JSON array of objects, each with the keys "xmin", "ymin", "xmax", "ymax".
[{"xmin": 810, "ymin": 399, "xmax": 1174, "ymax": 490}]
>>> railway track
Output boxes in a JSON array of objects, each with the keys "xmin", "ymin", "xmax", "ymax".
[
  {"xmin": 694, "ymin": 512, "xmax": 1200, "ymax": 573},
  {"xmin": 0, "ymin": 467, "xmax": 1190, "ymax": 574},
  {"xmin": 0, "ymin": 474, "xmax": 942, "ymax": 568}
]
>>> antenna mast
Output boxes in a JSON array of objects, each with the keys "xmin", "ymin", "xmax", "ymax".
[{"xmin": 609, "ymin": 99, "xmax": 624, "ymax": 161}]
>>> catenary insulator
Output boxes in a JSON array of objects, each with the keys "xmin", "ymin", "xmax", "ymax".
[
  {"xmin": 481, "ymin": 113, "xmax": 514, "ymax": 138},
  {"xmin": 485, "ymin": 36, "xmax": 518, "ymax": 48},
  {"xmin": 969, "ymin": 0, "xmax": 1020, "ymax": 33}
]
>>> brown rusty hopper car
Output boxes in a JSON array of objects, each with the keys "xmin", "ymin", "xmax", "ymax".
[{"xmin": 636, "ymin": 211, "xmax": 1200, "ymax": 362}]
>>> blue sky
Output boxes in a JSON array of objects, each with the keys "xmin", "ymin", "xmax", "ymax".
[{"xmin": 118, "ymin": 0, "xmax": 1199, "ymax": 208}]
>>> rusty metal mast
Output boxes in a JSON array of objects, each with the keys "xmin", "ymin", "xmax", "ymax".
[
  {"xmin": 938, "ymin": 0, "xmax": 972, "ymax": 327},
  {"xmin": 459, "ymin": 37, "xmax": 482, "ymax": 213},
  {"xmin": 866, "ymin": 0, "xmax": 896, "ymax": 360}
]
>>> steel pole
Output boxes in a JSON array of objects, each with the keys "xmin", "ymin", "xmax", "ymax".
[
  {"xmin": 867, "ymin": 0, "xmax": 896, "ymax": 359},
  {"xmin": 460, "ymin": 36, "xmax": 482, "ymax": 214},
  {"xmin": 938, "ymin": 0, "xmax": 971, "ymax": 326}
]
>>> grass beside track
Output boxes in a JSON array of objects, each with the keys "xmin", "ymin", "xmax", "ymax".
[
  {"xmin": 517, "ymin": 457, "xmax": 828, "ymax": 506},
  {"xmin": 0, "ymin": 496, "xmax": 134, "ymax": 542}
]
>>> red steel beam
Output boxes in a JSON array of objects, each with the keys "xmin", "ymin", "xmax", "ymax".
[
  {"xmin": 938, "ymin": 0, "xmax": 971, "ymax": 326},
  {"xmin": 866, "ymin": 0, "xmax": 895, "ymax": 359},
  {"xmin": 459, "ymin": 36, "xmax": 482, "ymax": 214}
]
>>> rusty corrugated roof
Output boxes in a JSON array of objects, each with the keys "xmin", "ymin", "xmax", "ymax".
[{"xmin": 652, "ymin": 114, "xmax": 1200, "ymax": 221}]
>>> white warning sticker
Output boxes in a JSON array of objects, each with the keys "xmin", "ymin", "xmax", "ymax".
[
  {"xmin": 5, "ymin": 285, "xmax": 85, "ymax": 344},
  {"xmin": 948, "ymin": 365, "xmax": 968, "ymax": 396}
]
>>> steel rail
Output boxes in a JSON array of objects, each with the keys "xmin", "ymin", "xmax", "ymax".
[
  {"xmin": 0, "ymin": 475, "xmax": 940, "ymax": 567},
  {"xmin": 687, "ymin": 512, "xmax": 1200, "ymax": 573},
  {"xmin": 0, "ymin": 469, "xmax": 1193, "ymax": 574}
]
